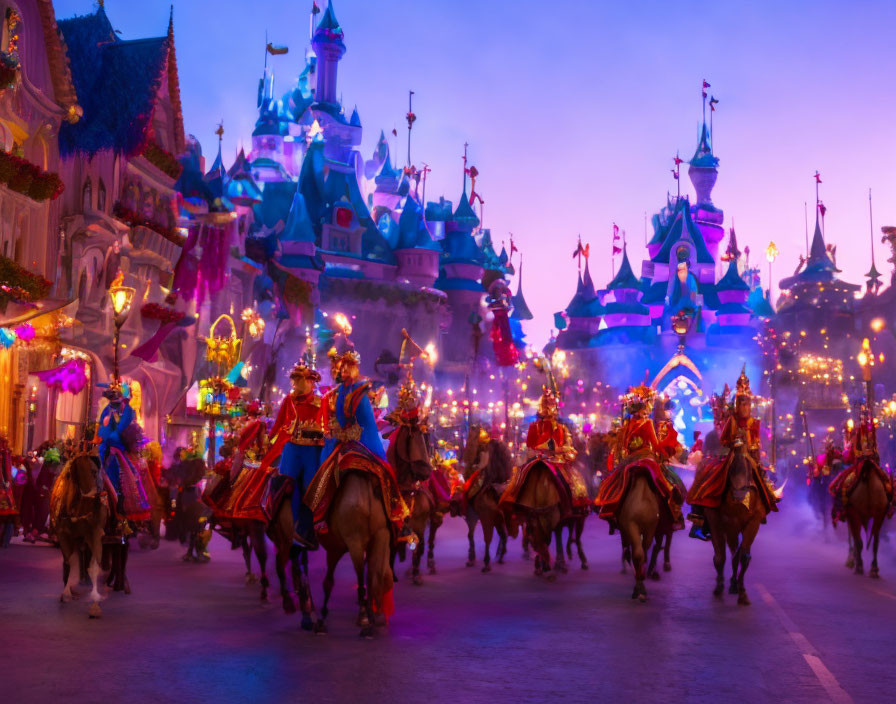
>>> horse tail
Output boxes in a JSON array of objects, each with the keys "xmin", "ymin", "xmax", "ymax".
[{"xmin": 367, "ymin": 479, "xmax": 395, "ymax": 622}]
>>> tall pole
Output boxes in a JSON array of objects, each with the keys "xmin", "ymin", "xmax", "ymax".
[
  {"xmin": 869, "ymin": 187, "xmax": 876, "ymax": 266},
  {"xmin": 406, "ymin": 90, "xmax": 414, "ymax": 168},
  {"xmin": 112, "ymin": 321, "xmax": 121, "ymax": 382},
  {"xmin": 804, "ymin": 201, "xmax": 809, "ymax": 257}
]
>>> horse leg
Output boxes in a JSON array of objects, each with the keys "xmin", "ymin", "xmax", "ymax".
[
  {"xmin": 119, "ymin": 539, "xmax": 131, "ymax": 594},
  {"xmin": 849, "ymin": 517, "xmax": 864, "ymax": 575},
  {"xmin": 565, "ymin": 525, "xmax": 574, "ymax": 559},
  {"xmin": 275, "ymin": 540, "xmax": 296, "ymax": 614},
  {"xmin": 522, "ymin": 531, "xmax": 531, "ymax": 561},
  {"xmin": 736, "ymin": 522, "xmax": 760, "ymax": 605},
  {"xmin": 481, "ymin": 516, "xmax": 494, "ymax": 573},
  {"xmin": 534, "ymin": 524, "xmax": 554, "ymax": 581},
  {"xmin": 241, "ymin": 531, "xmax": 256, "ymax": 584},
  {"xmin": 554, "ymin": 527, "xmax": 568, "ymax": 574},
  {"xmin": 318, "ymin": 548, "xmax": 342, "ymax": 631},
  {"xmin": 60, "ymin": 540, "xmax": 79, "ymax": 602},
  {"xmin": 575, "ymin": 518, "xmax": 588, "ymax": 570},
  {"xmin": 253, "ymin": 525, "xmax": 269, "ymax": 601},
  {"xmin": 427, "ymin": 519, "xmax": 438, "ymax": 574},
  {"xmin": 647, "ymin": 533, "xmax": 662, "ymax": 581},
  {"xmin": 728, "ymin": 534, "xmax": 741, "ymax": 595},
  {"xmin": 465, "ymin": 517, "xmax": 476, "ymax": 567},
  {"xmin": 627, "ymin": 527, "xmax": 648, "ymax": 601},
  {"xmin": 870, "ymin": 515, "xmax": 883, "ymax": 579},
  {"xmin": 348, "ymin": 545, "xmax": 372, "ymax": 637},
  {"xmin": 496, "ymin": 520, "xmax": 508, "ymax": 565},
  {"xmin": 663, "ymin": 531, "xmax": 673, "ymax": 572},
  {"xmin": 710, "ymin": 532, "xmax": 726, "ymax": 597},
  {"xmin": 411, "ymin": 531, "xmax": 425, "ymax": 585}
]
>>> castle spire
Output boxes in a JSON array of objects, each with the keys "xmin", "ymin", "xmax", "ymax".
[
  {"xmin": 311, "ymin": 1, "xmax": 345, "ymax": 105},
  {"xmin": 511, "ymin": 255, "xmax": 534, "ymax": 321}
]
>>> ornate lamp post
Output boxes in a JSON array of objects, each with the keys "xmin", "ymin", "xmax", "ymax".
[
  {"xmin": 200, "ymin": 314, "xmax": 244, "ymax": 470},
  {"xmin": 857, "ymin": 337, "xmax": 880, "ymax": 409},
  {"xmin": 108, "ymin": 275, "xmax": 135, "ymax": 382},
  {"xmin": 765, "ymin": 241, "xmax": 779, "ymax": 305}
]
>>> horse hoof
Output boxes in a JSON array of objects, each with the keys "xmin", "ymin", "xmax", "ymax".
[
  {"xmin": 580, "ymin": 562, "xmax": 589, "ymax": 571},
  {"xmin": 313, "ymin": 621, "xmax": 327, "ymax": 636},
  {"xmin": 360, "ymin": 626, "xmax": 374, "ymax": 640},
  {"xmin": 871, "ymin": 568, "xmax": 880, "ymax": 579},
  {"xmin": 497, "ymin": 558, "xmax": 504, "ymax": 565},
  {"xmin": 650, "ymin": 571, "xmax": 660, "ymax": 582},
  {"xmin": 713, "ymin": 584, "xmax": 724, "ymax": 598},
  {"xmin": 638, "ymin": 593, "xmax": 647, "ymax": 603},
  {"xmin": 88, "ymin": 602, "xmax": 102, "ymax": 619},
  {"xmin": 245, "ymin": 573, "xmax": 258, "ymax": 585},
  {"xmin": 123, "ymin": 579, "xmax": 131, "ymax": 595},
  {"xmin": 282, "ymin": 595, "xmax": 297, "ymax": 614},
  {"xmin": 663, "ymin": 562, "xmax": 671, "ymax": 572},
  {"xmin": 465, "ymin": 560, "xmax": 475, "ymax": 568},
  {"xmin": 728, "ymin": 583, "xmax": 739, "ymax": 595},
  {"xmin": 855, "ymin": 566, "xmax": 865, "ymax": 576},
  {"xmin": 412, "ymin": 574, "xmax": 424, "ymax": 586},
  {"xmin": 738, "ymin": 592, "xmax": 751, "ymax": 606},
  {"xmin": 845, "ymin": 559, "xmax": 855, "ymax": 569},
  {"xmin": 481, "ymin": 565, "xmax": 491, "ymax": 574},
  {"xmin": 301, "ymin": 615, "xmax": 313, "ymax": 631}
]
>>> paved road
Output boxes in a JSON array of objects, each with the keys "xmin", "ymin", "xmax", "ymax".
[{"xmin": 1, "ymin": 500, "xmax": 894, "ymax": 704}]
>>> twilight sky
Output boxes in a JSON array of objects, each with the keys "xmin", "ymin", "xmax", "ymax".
[{"xmin": 56, "ymin": 0, "xmax": 896, "ymax": 344}]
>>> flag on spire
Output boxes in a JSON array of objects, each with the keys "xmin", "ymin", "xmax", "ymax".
[
  {"xmin": 612, "ymin": 223, "xmax": 622, "ymax": 255},
  {"xmin": 702, "ymin": 79, "xmax": 711, "ymax": 98},
  {"xmin": 312, "ymin": 1, "xmax": 321, "ymax": 14},
  {"xmin": 266, "ymin": 42, "xmax": 288, "ymax": 55},
  {"xmin": 709, "ymin": 96, "xmax": 719, "ymax": 111}
]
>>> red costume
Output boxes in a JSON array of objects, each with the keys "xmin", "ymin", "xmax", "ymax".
[
  {"xmin": 225, "ymin": 409, "xmax": 273, "ymax": 523},
  {"xmin": 0, "ymin": 437, "xmax": 18, "ymax": 519},
  {"xmin": 829, "ymin": 416, "xmax": 893, "ymax": 523},
  {"xmin": 594, "ymin": 404, "xmax": 679, "ymax": 523}
]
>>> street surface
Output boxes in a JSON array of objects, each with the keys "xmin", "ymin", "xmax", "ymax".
[{"xmin": 1, "ymin": 499, "xmax": 894, "ymax": 704}]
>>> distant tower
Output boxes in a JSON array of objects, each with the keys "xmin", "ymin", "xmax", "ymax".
[
  {"xmin": 311, "ymin": 2, "xmax": 345, "ymax": 106},
  {"xmin": 688, "ymin": 117, "xmax": 725, "ymax": 260}
]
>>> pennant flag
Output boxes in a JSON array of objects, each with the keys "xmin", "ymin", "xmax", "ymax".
[
  {"xmin": 815, "ymin": 171, "xmax": 822, "ymax": 184},
  {"xmin": 266, "ymin": 42, "xmax": 288, "ymax": 55},
  {"xmin": 613, "ymin": 223, "xmax": 620, "ymax": 240},
  {"xmin": 709, "ymin": 95, "xmax": 719, "ymax": 111},
  {"xmin": 818, "ymin": 201, "xmax": 827, "ymax": 217},
  {"xmin": 391, "ymin": 127, "xmax": 398, "ymax": 137},
  {"xmin": 509, "ymin": 235, "xmax": 518, "ymax": 255},
  {"xmin": 673, "ymin": 155, "xmax": 684, "ymax": 166},
  {"xmin": 702, "ymin": 79, "xmax": 711, "ymax": 98},
  {"xmin": 613, "ymin": 245, "xmax": 622, "ymax": 256},
  {"xmin": 312, "ymin": 1, "xmax": 321, "ymax": 14},
  {"xmin": 671, "ymin": 168, "xmax": 679, "ymax": 180}
]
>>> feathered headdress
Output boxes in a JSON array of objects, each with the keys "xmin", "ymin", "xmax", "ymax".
[{"xmin": 735, "ymin": 364, "xmax": 752, "ymax": 400}]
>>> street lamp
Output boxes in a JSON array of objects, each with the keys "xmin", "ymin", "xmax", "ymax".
[
  {"xmin": 858, "ymin": 337, "xmax": 879, "ymax": 409},
  {"xmin": 109, "ymin": 276, "xmax": 135, "ymax": 382},
  {"xmin": 765, "ymin": 241, "xmax": 779, "ymax": 305}
]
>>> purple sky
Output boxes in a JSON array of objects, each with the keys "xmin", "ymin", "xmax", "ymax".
[{"xmin": 56, "ymin": 0, "xmax": 896, "ymax": 344}]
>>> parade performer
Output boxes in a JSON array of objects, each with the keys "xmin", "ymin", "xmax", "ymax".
[
  {"xmin": 95, "ymin": 383, "xmax": 151, "ymax": 525},
  {"xmin": 654, "ymin": 398, "xmax": 687, "ymax": 530},
  {"xmin": 260, "ymin": 360, "xmax": 325, "ymax": 549},
  {"xmin": 501, "ymin": 387, "xmax": 590, "ymax": 516},
  {"xmin": 225, "ymin": 400, "xmax": 273, "ymax": 524},
  {"xmin": 304, "ymin": 349, "xmax": 409, "ymax": 538},
  {"xmin": 594, "ymin": 383, "xmax": 680, "ymax": 530},
  {"xmin": 687, "ymin": 368, "xmax": 778, "ymax": 539},
  {"xmin": 829, "ymin": 406, "xmax": 894, "ymax": 524},
  {"xmin": 0, "ymin": 436, "xmax": 18, "ymax": 547}
]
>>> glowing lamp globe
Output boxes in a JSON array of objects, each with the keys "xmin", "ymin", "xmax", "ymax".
[{"xmin": 110, "ymin": 284, "xmax": 136, "ymax": 317}]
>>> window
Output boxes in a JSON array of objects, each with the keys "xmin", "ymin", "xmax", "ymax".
[
  {"xmin": 97, "ymin": 180, "xmax": 106, "ymax": 212},
  {"xmin": 81, "ymin": 179, "xmax": 92, "ymax": 211}
]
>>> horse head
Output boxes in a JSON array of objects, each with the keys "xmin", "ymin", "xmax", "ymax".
[
  {"xmin": 727, "ymin": 450, "xmax": 757, "ymax": 505},
  {"xmin": 70, "ymin": 453, "xmax": 101, "ymax": 496},
  {"xmin": 391, "ymin": 422, "xmax": 432, "ymax": 482}
]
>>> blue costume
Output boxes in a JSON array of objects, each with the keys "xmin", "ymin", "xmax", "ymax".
[{"xmin": 96, "ymin": 398, "xmax": 150, "ymax": 520}]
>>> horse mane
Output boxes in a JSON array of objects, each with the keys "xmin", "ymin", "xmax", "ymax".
[{"xmin": 487, "ymin": 439, "xmax": 513, "ymax": 483}]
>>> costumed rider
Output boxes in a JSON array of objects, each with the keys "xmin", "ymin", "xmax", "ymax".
[
  {"xmin": 305, "ymin": 349, "xmax": 411, "ymax": 541},
  {"xmin": 829, "ymin": 404, "xmax": 894, "ymax": 524},
  {"xmin": 653, "ymin": 396, "xmax": 687, "ymax": 530},
  {"xmin": 95, "ymin": 381, "xmax": 151, "ymax": 529},
  {"xmin": 517, "ymin": 386, "xmax": 590, "ymax": 512},
  {"xmin": 260, "ymin": 357, "xmax": 324, "ymax": 550},
  {"xmin": 687, "ymin": 367, "xmax": 779, "ymax": 540},
  {"xmin": 594, "ymin": 382, "xmax": 681, "ymax": 532},
  {"xmin": 224, "ymin": 400, "xmax": 273, "ymax": 525}
]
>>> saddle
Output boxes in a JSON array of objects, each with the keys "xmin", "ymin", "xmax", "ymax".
[{"xmin": 265, "ymin": 474, "xmax": 294, "ymax": 539}]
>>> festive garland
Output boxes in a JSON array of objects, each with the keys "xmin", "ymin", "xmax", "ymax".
[
  {"xmin": 0, "ymin": 150, "xmax": 64, "ymax": 202},
  {"xmin": 0, "ymin": 255, "xmax": 51, "ymax": 306},
  {"xmin": 141, "ymin": 142, "xmax": 183, "ymax": 180},
  {"xmin": 0, "ymin": 52, "xmax": 17, "ymax": 91},
  {"xmin": 322, "ymin": 277, "xmax": 445, "ymax": 310},
  {"xmin": 113, "ymin": 202, "xmax": 185, "ymax": 246},
  {"xmin": 140, "ymin": 302, "xmax": 186, "ymax": 324}
]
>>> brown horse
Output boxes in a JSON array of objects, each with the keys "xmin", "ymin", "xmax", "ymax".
[
  {"xmin": 389, "ymin": 423, "xmax": 435, "ymax": 585},
  {"xmin": 50, "ymin": 454, "xmax": 108, "ymax": 618},
  {"xmin": 842, "ymin": 459, "xmax": 890, "ymax": 577},
  {"xmin": 167, "ymin": 454, "xmax": 211, "ymax": 563},
  {"xmin": 703, "ymin": 450, "xmax": 768, "ymax": 605},
  {"xmin": 265, "ymin": 475, "xmax": 320, "ymax": 630},
  {"xmin": 318, "ymin": 472, "xmax": 400, "ymax": 638},
  {"xmin": 617, "ymin": 471, "xmax": 660, "ymax": 601},
  {"xmin": 454, "ymin": 426, "xmax": 511, "ymax": 573},
  {"xmin": 510, "ymin": 460, "xmax": 566, "ymax": 580}
]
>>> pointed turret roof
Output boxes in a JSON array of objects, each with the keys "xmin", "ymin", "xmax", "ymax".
[
  {"xmin": 607, "ymin": 247, "xmax": 640, "ymax": 290},
  {"xmin": 317, "ymin": 1, "xmax": 342, "ymax": 33},
  {"xmin": 716, "ymin": 259, "xmax": 750, "ymax": 292},
  {"xmin": 690, "ymin": 122, "xmax": 719, "ymax": 168},
  {"xmin": 397, "ymin": 197, "xmax": 441, "ymax": 252},
  {"xmin": 805, "ymin": 215, "xmax": 838, "ymax": 276},
  {"xmin": 651, "ymin": 197, "xmax": 714, "ymax": 265},
  {"xmin": 511, "ymin": 259, "xmax": 534, "ymax": 321},
  {"xmin": 724, "ymin": 226, "xmax": 741, "ymax": 260},
  {"xmin": 280, "ymin": 189, "xmax": 316, "ymax": 244},
  {"xmin": 453, "ymin": 190, "xmax": 480, "ymax": 228},
  {"xmin": 202, "ymin": 137, "xmax": 233, "ymax": 213},
  {"xmin": 349, "ymin": 106, "xmax": 361, "ymax": 127},
  {"xmin": 747, "ymin": 286, "xmax": 775, "ymax": 318},
  {"xmin": 225, "ymin": 149, "xmax": 263, "ymax": 205}
]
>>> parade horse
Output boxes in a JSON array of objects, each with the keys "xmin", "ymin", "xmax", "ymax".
[
  {"xmin": 451, "ymin": 426, "xmax": 512, "ymax": 573},
  {"xmin": 418, "ymin": 456, "xmax": 456, "ymax": 576},
  {"xmin": 809, "ymin": 450, "xmax": 841, "ymax": 532},
  {"xmin": 265, "ymin": 475, "xmax": 320, "ymax": 630},
  {"xmin": 616, "ymin": 470, "xmax": 661, "ymax": 601},
  {"xmin": 702, "ymin": 448, "xmax": 769, "ymax": 605},
  {"xmin": 315, "ymin": 451, "xmax": 431, "ymax": 638},
  {"xmin": 389, "ymin": 421, "xmax": 436, "ymax": 585},
  {"xmin": 167, "ymin": 453, "xmax": 212, "ymax": 563},
  {"xmin": 50, "ymin": 453, "xmax": 107, "ymax": 618},
  {"xmin": 838, "ymin": 458, "xmax": 890, "ymax": 577}
]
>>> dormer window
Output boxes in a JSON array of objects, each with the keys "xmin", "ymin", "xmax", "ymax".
[
  {"xmin": 82, "ymin": 179, "xmax": 92, "ymax": 211},
  {"xmin": 335, "ymin": 206, "xmax": 352, "ymax": 228}
]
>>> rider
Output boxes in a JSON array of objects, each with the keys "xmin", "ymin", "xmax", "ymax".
[
  {"xmin": 225, "ymin": 400, "xmax": 273, "ymax": 524},
  {"xmin": 653, "ymin": 397, "xmax": 686, "ymax": 530},
  {"xmin": 260, "ymin": 360, "xmax": 324, "ymax": 550},
  {"xmin": 829, "ymin": 404, "xmax": 894, "ymax": 524},
  {"xmin": 304, "ymin": 349, "xmax": 409, "ymax": 540},
  {"xmin": 505, "ymin": 386, "xmax": 589, "ymax": 514},
  {"xmin": 95, "ymin": 382, "xmax": 151, "ymax": 528},
  {"xmin": 687, "ymin": 368, "xmax": 779, "ymax": 540},
  {"xmin": 594, "ymin": 383, "xmax": 679, "ymax": 532}
]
